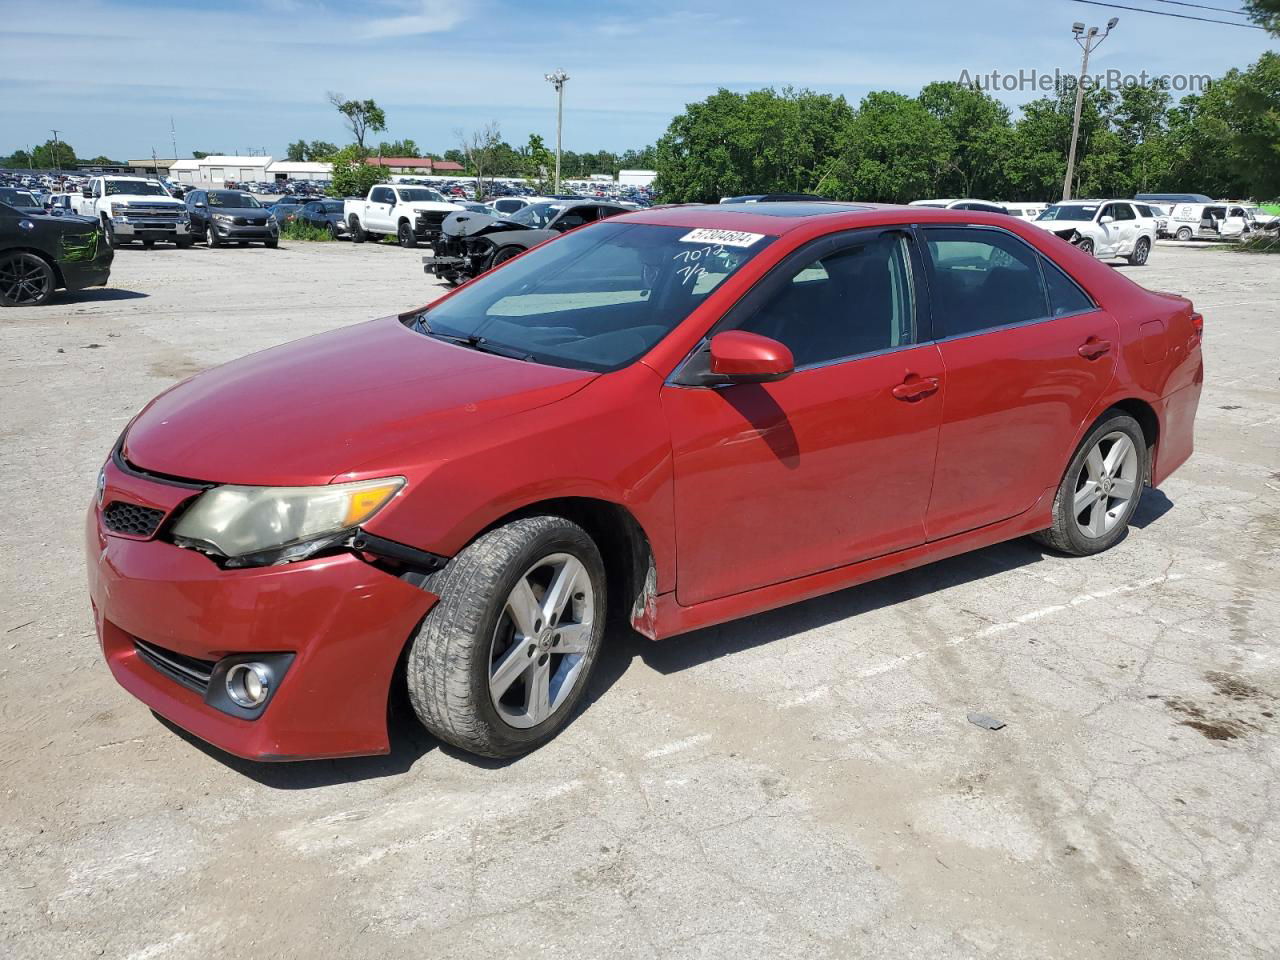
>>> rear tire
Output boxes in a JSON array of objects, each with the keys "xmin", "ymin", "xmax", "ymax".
[
  {"xmin": 1033, "ymin": 412, "xmax": 1147, "ymax": 556},
  {"xmin": 327, "ymin": 222, "xmax": 341, "ymax": 240},
  {"xmin": 348, "ymin": 216, "xmax": 366, "ymax": 243},
  {"xmin": 405, "ymin": 515, "xmax": 607, "ymax": 758},
  {"xmin": 1127, "ymin": 236, "xmax": 1150, "ymax": 266}
]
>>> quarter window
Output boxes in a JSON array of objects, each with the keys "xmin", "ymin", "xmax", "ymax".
[
  {"xmin": 1040, "ymin": 257, "xmax": 1095, "ymax": 317},
  {"xmin": 1110, "ymin": 203, "xmax": 1136, "ymax": 221},
  {"xmin": 923, "ymin": 228, "xmax": 1049, "ymax": 337},
  {"xmin": 735, "ymin": 232, "xmax": 917, "ymax": 367}
]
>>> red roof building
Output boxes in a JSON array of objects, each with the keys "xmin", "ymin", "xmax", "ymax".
[{"xmin": 363, "ymin": 157, "xmax": 465, "ymax": 174}]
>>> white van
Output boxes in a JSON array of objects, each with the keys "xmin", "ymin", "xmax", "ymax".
[
  {"xmin": 1000, "ymin": 203, "xmax": 1047, "ymax": 222},
  {"xmin": 1166, "ymin": 203, "xmax": 1251, "ymax": 241}
]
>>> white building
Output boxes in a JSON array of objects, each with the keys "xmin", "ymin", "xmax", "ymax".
[
  {"xmin": 266, "ymin": 161, "xmax": 331, "ymax": 182},
  {"xmin": 167, "ymin": 156, "xmax": 334, "ymax": 185},
  {"xmin": 618, "ymin": 169, "xmax": 657, "ymax": 188}
]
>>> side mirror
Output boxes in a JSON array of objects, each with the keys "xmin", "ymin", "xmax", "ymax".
[
  {"xmin": 81, "ymin": 187, "xmax": 92, "ymax": 198},
  {"xmin": 708, "ymin": 331, "xmax": 794, "ymax": 383},
  {"xmin": 1100, "ymin": 215, "xmax": 1115, "ymax": 224},
  {"xmin": 195, "ymin": 202, "xmax": 205, "ymax": 208}
]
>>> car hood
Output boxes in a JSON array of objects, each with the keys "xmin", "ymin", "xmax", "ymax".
[
  {"xmin": 111, "ymin": 195, "xmax": 184, "ymax": 206},
  {"xmin": 441, "ymin": 210, "xmax": 533, "ymax": 238},
  {"xmin": 122, "ymin": 315, "xmax": 598, "ymax": 486},
  {"xmin": 403, "ymin": 201, "xmax": 463, "ymax": 214},
  {"xmin": 207, "ymin": 206, "xmax": 270, "ymax": 217}
]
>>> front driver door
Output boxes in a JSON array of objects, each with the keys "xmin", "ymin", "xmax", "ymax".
[{"xmin": 662, "ymin": 229, "xmax": 944, "ymax": 606}]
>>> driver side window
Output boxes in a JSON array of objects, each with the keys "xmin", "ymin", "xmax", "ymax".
[{"xmin": 735, "ymin": 232, "xmax": 918, "ymax": 368}]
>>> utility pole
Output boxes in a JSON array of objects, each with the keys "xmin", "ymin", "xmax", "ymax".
[
  {"xmin": 50, "ymin": 128, "xmax": 62, "ymax": 173},
  {"xmin": 170, "ymin": 116, "xmax": 178, "ymax": 160},
  {"xmin": 1062, "ymin": 18, "xmax": 1118, "ymax": 201},
  {"xmin": 544, "ymin": 69, "xmax": 569, "ymax": 194}
]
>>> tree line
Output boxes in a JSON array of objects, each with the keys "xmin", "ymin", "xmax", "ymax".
[{"xmin": 653, "ymin": 52, "xmax": 1280, "ymax": 203}]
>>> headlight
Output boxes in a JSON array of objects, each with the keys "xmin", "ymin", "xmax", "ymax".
[
  {"xmin": 171, "ymin": 476, "xmax": 404, "ymax": 565},
  {"xmin": 212, "ymin": 213, "xmax": 234, "ymax": 223},
  {"xmin": 110, "ymin": 203, "xmax": 128, "ymax": 216}
]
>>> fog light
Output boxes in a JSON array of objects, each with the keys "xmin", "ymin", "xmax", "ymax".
[{"xmin": 226, "ymin": 662, "xmax": 271, "ymax": 707}]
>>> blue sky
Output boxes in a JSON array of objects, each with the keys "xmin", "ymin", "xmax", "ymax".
[{"xmin": 2, "ymin": 0, "xmax": 1275, "ymax": 161}]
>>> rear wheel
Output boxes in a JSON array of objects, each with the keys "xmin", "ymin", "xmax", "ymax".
[
  {"xmin": 327, "ymin": 222, "xmax": 341, "ymax": 240},
  {"xmin": 0, "ymin": 252, "xmax": 56, "ymax": 306},
  {"xmin": 1034, "ymin": 412, "xmax": 1146, "ymax": 556},
  {"xmin": 397, "ymin": 221, "xmax": 417, "ymax": 248},
  {"xmin": 348, "ymin": 216, "xmax": 366, "ymax": 243},
  {"xmin": 1127, "ymin": 236, "xmax": 1150, "ymax": 265},
  {"xmin": 405, "ymin": 515, "xmax": 606, "ymax": 758}
]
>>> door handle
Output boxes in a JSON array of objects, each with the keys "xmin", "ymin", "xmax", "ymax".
[
  {"xmin": 892, "ymin": 376, "xmax": 940, "ymax": 401},
  {"xmin": 1078, "ymin": 338, "xmax": 1112, "ymax": 360}
]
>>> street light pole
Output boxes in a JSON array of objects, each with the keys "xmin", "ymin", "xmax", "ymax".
[
  {"xmin": 544, "ymin": 69, "xmax": 569, "ymax": 194},
  {"xmin": 50, "ymin": 128, "xmax": 62, "ymax": 173},
  {"xmin": 1062, "ymin": 18, "xmax": 1117, "ymax": 201}
]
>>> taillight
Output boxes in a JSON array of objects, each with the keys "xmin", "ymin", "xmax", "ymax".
[{"xmin": 1190, "ymin": 311, "xmax": 1203, "ymax": 348}]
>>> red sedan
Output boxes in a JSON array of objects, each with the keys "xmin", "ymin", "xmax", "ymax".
[{"xmin": 86, "ymin": 203, "xmax": 1203, "ymax": 760}]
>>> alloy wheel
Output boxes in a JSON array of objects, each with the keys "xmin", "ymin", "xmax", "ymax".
[
  {"xmin": 0, "ymin": 253, "xmax": 54, "ymax": 306},
  {"xmin": 1076, "ymin": 238, "xmax": 1095, "ymax": 255},
  {"xmin": 488, "ymin": 553, "xmax": 594, "ymax": 729},
  {"xmin": 1073, "ymin": 430, "xmax": 1140, "ymax": 539},
  {"xmin": 1133, "ymin": 238, "xmax": 1150, "ymax": 264}
]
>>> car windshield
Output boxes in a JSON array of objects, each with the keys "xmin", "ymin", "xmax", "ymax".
[
  {"xmin": 1038, "ymin": 204, "xmax": 1098, "ymax": 222},
  {"xmin": 509, "ymin": 202, "xmax": 564, "ymax": 228},
  {"xmin": 208, "ymin": 191, "xmax": 261, "ymax": 208},
  {"xmin": 396, "ymin": 188, "xmax": 445, "ymax": 203},
  {"xmin": 105, "ymin": 180, "xmax": 169, "ymax": 197},
  {"xmin": 0, "ymin": 189, "xmax": 37, "ymax": 205},
  {"xmin": 412, "ymin": 221, "xmax": 777, "ymax": 372}
]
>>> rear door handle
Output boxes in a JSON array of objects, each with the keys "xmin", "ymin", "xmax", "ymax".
[
  {"xmin": 892, "ymin": 376, "xmax": 940, "ymax": 401},
  {"xmin": 1078, "ymin": 338, "xmax": 1112, "ymax": 360}
]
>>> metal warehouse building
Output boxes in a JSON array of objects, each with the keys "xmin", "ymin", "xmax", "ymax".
[{"xmin": 167, "ymin": 156, "xmax": 332, "ymax": 185}]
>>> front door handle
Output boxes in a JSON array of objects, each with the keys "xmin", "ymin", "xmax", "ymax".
[
  {"xmin": 1078, "ymin": 338, "xmax": 1112, "ymax": 360},
  {"xmin": 892, "ymin": 376, "xmax": 940, "ymax": 401}
]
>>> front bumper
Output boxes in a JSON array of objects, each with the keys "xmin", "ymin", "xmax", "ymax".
[
  {"xmin": 85, "ymin": 459, "xmax": 439, "ymax": 761},
  {"xmin": 209, "ymin": 221, "xmax": 278, "ymax": 240},
  {"xmin": 112, "ymin": 218, "xmax": 191, "ymax": 240}
]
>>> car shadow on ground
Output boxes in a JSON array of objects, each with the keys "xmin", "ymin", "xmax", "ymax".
[
  {"xmin": 164, "ymin": 493, "xmax": 1179, "ymax": 787},
  {"xmin": 59, "ymin": 288, "xmax": 148, "ymax": 303}
]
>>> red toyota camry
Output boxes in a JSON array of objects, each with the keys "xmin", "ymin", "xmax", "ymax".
[{"xmin": 86, "ymin": 203, "xmax": 1203, "ymax": 760}]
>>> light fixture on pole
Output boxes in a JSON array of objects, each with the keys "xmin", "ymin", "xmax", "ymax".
[
  {"xmin": 544, "ymin": 69, "xmax": 569, "ymax": 194},
  {"xmin": 1062, "ymin": 17, "xmax": 1118, "ymax": 201}
]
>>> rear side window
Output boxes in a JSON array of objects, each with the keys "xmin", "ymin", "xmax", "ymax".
[
  {"xmin": 923, "ymin": 228, "xmax": 1048, "ymax": 337},
  {"xmin": 735, "ymin": 231, "xmax": 917, "ymax": 367},
  {"xmin": 1040, "ymin": 257, "xmax": 1095, "ymax": 317},
  {"xmin": 1110, "ymin": 203, "xmax": 1136, "ymax": 221}
]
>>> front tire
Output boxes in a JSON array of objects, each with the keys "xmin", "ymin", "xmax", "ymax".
[
  {"xmin": 1127, "ymin": 236, "xmax": 1150, "ymax": 266},
  {"xmin": 1176, "ymin": 226, "xmax": 1193, "ymax": 241},
  {"xmin": 206, "ymin": 223, "xmax": 221, "ymax": 247},
  {"xmin": 397, "ymin": 221, "xmax": 417, "ymax": 248},
  {"xmin": 1034, "ymin": 412, "xmax": 1147, "ymax": 556},
  {"xmin": 1075, "ymin": 237, "xmax": 1095, "ymax": 256},
  {"xmin": 264, "ymin": 239, "xmax": 278, "ymax": 248},
  {"xmin": 406, "ymin": 516, "xmax": 607, "ymax": 758},
  {"xmin": 488, "ymin": 245, "xmax": 522, "ymax": 271},
  {"xmin": 0, "ymin": 252, "xmax": 56, "ymax": 306}
]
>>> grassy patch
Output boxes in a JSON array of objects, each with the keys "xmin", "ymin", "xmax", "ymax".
[
  {"xmin": 279, "ymin": 220, "xmax": 333, "ymax": 242},
  {"xmin": 1233, "ymin": 233, "xmax": 1280, "ymax": 254}
]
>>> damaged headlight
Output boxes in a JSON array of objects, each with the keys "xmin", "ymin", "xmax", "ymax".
[{"xmin": 172, "ymin": 477, "xmax": 405, "ymax": 566}]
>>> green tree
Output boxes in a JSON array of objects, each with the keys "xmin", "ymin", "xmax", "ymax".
[
  {"xmin": 456, "ymin": 122, "xmax": 504, "ymax": 197},
  {"xmin": 1243, "ymin": 0, "xmax": 1280, "ymax": 34},
  {"xmin": 377, "ymin": 139, "xmax": 420, "ymax": 157},
  {"xmin": 524, "ymin": 134, "xmax": 555, "ymax": 189},
  {"xmin": 192, "ymin": 150, "xmax": 215, "ymax": 159},
  {"xmin": 918, "ymin": 81, "xmax": 1012, "ymax": 198},
  {"xmin": 620, "ymin": 145, "xmax": 657, "ymax": 169},
  {"xmin": 286, "ymin": 139, "xmax": 308, "ymax": 162},
  {"xmin": 327, "ymin": 92, "xmax": 387, "ymax": 153},
  {"xmin": 308, "ymin": 141, "xmax": 338, "ymax": 160},
  {"xmin": 4, "ymin": 149, "xmax": 33, "ymax": 167},
  {"xmin": 825, "ymin": 92, "xmax": 950, "ymax": 202},
  {"xmin": 326, "ymin": 144, "xmax": 388, "ymax": 198},
  {"xmin": 31, "ymin": 138, "xmax": 76, "ymax": 169}
]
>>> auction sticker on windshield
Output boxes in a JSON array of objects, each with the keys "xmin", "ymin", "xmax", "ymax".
[{"xmin": 679, "ymin": 228, "xmax": 764, "ymax": 247}]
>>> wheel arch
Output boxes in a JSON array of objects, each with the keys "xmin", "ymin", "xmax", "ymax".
[{"xmin": 1106, "ymin": 398, "xmax": 1159, "ymax": 482}]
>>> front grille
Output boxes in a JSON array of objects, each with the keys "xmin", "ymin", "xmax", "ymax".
[
  {"xmin": 134, "ymin": 638, "xmax": 214, "ymax": 694},
  {"xmin": 232, "ymin": 217, "xmax": 266, "ymax": 226},
  {"xmin": 102, "ymin": 500, "xmax": 165, "ymax": 536},
  {"xmin": 415, "ymin": 211, "xmax": 448, "ymax": 230},
  {"xmin": 121, "ymin": 205, "xmax": 180, "ymax": 219}
]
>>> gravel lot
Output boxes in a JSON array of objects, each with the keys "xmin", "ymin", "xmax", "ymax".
[{"xmin": 1, "ymin": 239, "xmax": 1277, "ymax": 960}]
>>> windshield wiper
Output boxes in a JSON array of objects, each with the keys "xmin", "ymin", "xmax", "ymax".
[{"xmin": 411, "ymin": 314, "xmax": 533, "ymax": 361}]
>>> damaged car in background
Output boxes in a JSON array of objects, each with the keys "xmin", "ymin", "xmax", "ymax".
[
  {"xmin": 424, "ymin": 200, "xmax": 629, "ymax": 284},
  {"xmin": 1033, "ymin": 200, "xmax": 1156, "ymax": 265}
]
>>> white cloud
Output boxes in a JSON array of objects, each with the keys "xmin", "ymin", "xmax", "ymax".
[{"xmin": 361, "ymin": 0, "xmax": 468, "ymax": 38}]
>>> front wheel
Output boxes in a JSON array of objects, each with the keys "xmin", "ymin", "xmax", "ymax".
[
  {"xmin": 1033, "ymin": 412, "xmax": 1147, "ymax": 556},
  {"xmin": 101, "ymin": 217, "xmax": 116, "ymax": 249},
  {"xmin": 397, "ymin": 221, "xmax": 417, "ymax": 248},
  {"xmin": 0, "ymin": 252, "xmax": 56, "ymax": 306},
  {"xmin": 1075, "ymin": 237, "xmax": 1095, "ymax": 256},
  {"xmin": 327, "ymin": 222, "xmax": 341, "ymax": 240},
  {"xmin": 488, "ymin": 245, "xmax": 522, "ymax": 271},
  {"xmin": 1127, "ymin": 236, "xmax": 1150, "ymax": 266},
  {"xmin": 264, "ymin": 239, "xmax": 278, "ymax": 249},
  {"xmin": 206, "ymin": 224, "xmax": 221, "ymax": 247},
  {"xmin": 406, "ymin": 516, "xmax": 607, "ymax": 758},
  {"xmin": 1176, "ymin": 226, "xmax": 1193, "ymax": 241}
]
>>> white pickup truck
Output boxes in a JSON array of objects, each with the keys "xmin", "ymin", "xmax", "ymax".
[
  {"xmin": 343, "ymin": 184, "xmax": 461, "ymax": 247},
  {"xmin": 72, "ymin": 176, "xmax": 192, "ymax": 248}
]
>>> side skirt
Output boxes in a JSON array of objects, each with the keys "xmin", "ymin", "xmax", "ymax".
[{"xmin": 654, "ymin": 485, "xmax": 1057, "ymax": 640}]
